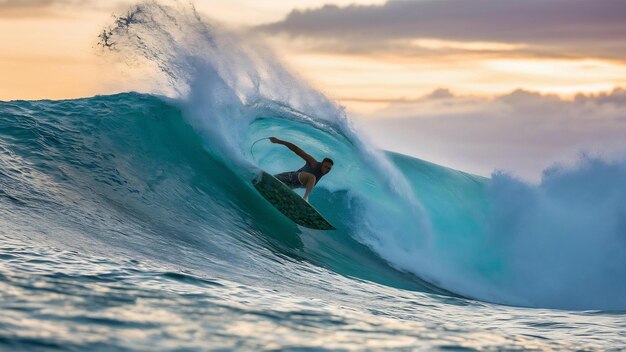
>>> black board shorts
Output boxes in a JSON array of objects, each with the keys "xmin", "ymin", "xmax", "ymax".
[{"xmin": 274, "ymin": 171, "xmax": 303, "ymax": 189}]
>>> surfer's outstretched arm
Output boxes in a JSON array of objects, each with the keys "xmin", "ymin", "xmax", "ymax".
[{"xmin": 269, "ymin": 137, "xmax": 317, "ymax": 166}]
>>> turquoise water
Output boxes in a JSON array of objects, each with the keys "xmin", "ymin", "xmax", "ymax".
[
  {"xmin": 2, "ymin": 1, "xmax": 626, "ymax": 349},
  {"xmin": 1, "ymin": 93, "xmax": 625, "ymax": 350}
]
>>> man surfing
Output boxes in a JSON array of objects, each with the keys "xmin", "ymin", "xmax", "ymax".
[{"xmin": 269, "ymin": 137, "xmax": 334, "ymax": 202}]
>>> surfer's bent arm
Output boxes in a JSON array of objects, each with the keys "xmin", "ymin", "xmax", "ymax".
[{"xmin": 269, "ymin": 137, "xmax": 316, "ymax": 166}]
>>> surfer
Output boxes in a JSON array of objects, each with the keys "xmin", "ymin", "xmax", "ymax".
[{"xmin": 269, "ymin": 137, "xmax": 333, "ymax": 201}]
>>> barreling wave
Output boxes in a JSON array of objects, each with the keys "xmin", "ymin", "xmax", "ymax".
[
  {"xmin": 1, "ymin": 0, "xmax": 625, "ymax": 312},
  {"xmin": 0, "ymin": 93, "xmax": 445, "ymax": 295}
]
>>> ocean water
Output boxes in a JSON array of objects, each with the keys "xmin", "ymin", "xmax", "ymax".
[{"xmin": 2, "ymin": 2, "xmax": 626, "ymax": 350}]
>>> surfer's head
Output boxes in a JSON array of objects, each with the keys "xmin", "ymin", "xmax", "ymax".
[{"xmin": 321, "ymin": 158, "xmax": 334, "ymax": 175}]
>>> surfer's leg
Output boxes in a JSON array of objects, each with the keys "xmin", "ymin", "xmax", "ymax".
[
  {"xmin": 275, "ymin": 171, "xmax": 300, "ymax": 189},
  {"xmin": 298, "ymin": 172, "xmax": 316, "ymax": 201}
]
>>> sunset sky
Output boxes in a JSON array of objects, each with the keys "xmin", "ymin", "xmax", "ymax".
[{"xmin": 2, "ymin": 0, "xmax": 626, "ymax": 179}]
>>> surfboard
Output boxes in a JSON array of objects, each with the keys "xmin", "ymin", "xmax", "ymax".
[{"xmin": 252, "ymin": 171, "xmax": 335, "ymax": 230}]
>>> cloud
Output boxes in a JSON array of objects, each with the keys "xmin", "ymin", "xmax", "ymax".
[
  {"xmin": 355, "ymin": 87, "xmax": 626, "ymax": 181},
  {"xmin": 0, "ymin": 0, "xmax": 110, "ymax": 18},
  {"xmin": 0, "ymin": 0, "xmax": 54, "ymax": 17},
  {"xmin": 0, "ymin": 0, "xmax": 54, "ymax": 6},
  {"xmin": 261, "ymin": 0, "xmax": 626, "ymax": 60}
]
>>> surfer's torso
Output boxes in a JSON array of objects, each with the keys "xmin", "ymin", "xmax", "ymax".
[{"xmin": 297, "ymin": 162, "xmax": 324, "ymax": 185}]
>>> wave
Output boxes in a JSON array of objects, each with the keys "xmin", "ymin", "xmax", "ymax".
[
  {"xmin": 3, "ymin": 90, "xmax": 626, "ymax": 310},
  {"xmin": 2, "ymin": 1, "xmax": 625, "ymax": 311}
]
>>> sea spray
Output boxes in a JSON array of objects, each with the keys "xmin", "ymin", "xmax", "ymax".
[
  {"xmin": 99, "ymin": 0, "xmax": 435, "ymax": 280},
  {"xmin": 98, "ymin": 0, "xmax": 342, "ymax": 166},
  {"xmin": 485, "ymin": 155, "xmax": 626, "ymax": 309}
]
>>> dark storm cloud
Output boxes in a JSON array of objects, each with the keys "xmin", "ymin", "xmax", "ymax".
[{"xmin": 261, "ymin": 0, "xmax": 626, "ymax": 59}]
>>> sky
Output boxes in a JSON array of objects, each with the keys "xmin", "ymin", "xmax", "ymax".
[{"xmin": 1, "ymin": 0, "xmax": 626, "ymax": 180}]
